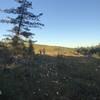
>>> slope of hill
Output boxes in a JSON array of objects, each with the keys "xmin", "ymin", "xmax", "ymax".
[
  {"xmin": 34, "ymin": 44, "xmax": 79, "ymax": 56},
  {"xmin": 0, "ymin": 55, "xmax": 100, "ymax": 100},
  {"xmin": 0, "ymin": 42, "xmax": 100, "ymax": 100}
]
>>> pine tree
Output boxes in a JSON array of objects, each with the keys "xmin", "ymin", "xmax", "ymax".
[{"xmin": 0, "ymin": 0, "xmax": 44, "ymax": 57}]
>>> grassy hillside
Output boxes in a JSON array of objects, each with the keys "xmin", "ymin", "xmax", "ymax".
[
  {"xmin": 0, "ymin": 42, "xmax": 100, "ymax": 100},
  {"xmin": 0, "ymin": 55, "xmax": 100, "ymax": 100},
  {"xmin": 34, "ymin": 44, "xmax": 79, "ymax": 56}
]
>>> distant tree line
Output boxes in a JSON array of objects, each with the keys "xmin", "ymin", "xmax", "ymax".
[{"xmin": 76, "ymin": 44, "xmax": 100, "ymax": 57}]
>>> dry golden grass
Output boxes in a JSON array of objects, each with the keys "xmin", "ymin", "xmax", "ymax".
[{"xmin": 34, "ymin": 44, "xmax": 80, "ymax": 56}]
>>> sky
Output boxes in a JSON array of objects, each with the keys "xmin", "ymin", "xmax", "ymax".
[{"xmin": 0, "ymin": 0, "xmax": 100, "ymax": 47}]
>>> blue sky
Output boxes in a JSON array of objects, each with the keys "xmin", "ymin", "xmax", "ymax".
[{"xmin": 0, "ymin": 0, "xmax": 100, "ymax": 47}]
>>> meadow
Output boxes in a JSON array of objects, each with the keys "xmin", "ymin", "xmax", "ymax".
[
  {"xmin": 0, "ymin": 0, "xmax": 99, "ymax": 99},
  {"xmin": 0, "ymin": 44, "xmax": 100, "ymax": 100},
  {"xmin": 34, "ymin": 44, "xmax": 78, "ymax": 56}
]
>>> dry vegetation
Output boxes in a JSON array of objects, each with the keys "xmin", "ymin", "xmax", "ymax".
[
  {"xmin": 34, "ymin": 44, "xmax": 79, "ymax": 56},
  {"xmin": 0, "ymin": 43, "xmax": 100, "ymax": 100}
]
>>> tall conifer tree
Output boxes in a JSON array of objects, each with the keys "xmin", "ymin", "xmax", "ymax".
[{"xmin": 0, "ymin": 0, "xmax": 44, "ymax": 56}]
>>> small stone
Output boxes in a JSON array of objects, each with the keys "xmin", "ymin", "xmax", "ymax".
[
  {"xmin": 33, "ymin": 91, "xmax": 36, "ymax": 94},
  {"xmin": 56, "ymin": 91, "xmax": 59, "ymax": 95},
  {"xmin": 96, "ymin": 68, "xmax": 98, "ymax": 71},
  {"xmin": 0, "ymin": 90, "xmax": 2, "ymax": 95},
  {"xmin": 38, "ymin": 88, "xmax": 41, "ymax": 91}
]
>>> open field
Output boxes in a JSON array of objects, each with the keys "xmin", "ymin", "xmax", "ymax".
[
  {"xmin": 34, "ymin": 44, "xmax": 79, "ymax": 56},
  {"xmin": 0, "ymin": 0, "xmax": 99, "ymax": 99},
  {"xmin": 0, "ymin": 54, "xmax": 100, "ymax": 100}
]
